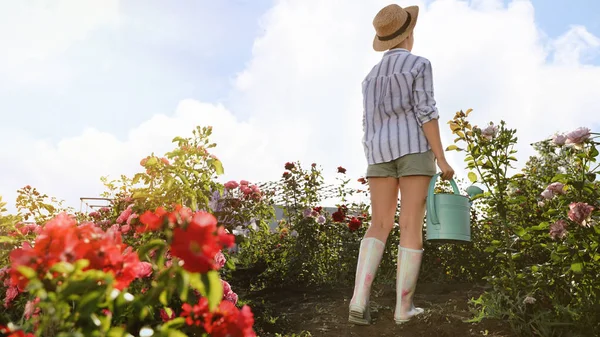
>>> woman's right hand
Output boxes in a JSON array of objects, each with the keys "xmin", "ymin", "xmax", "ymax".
[{"xmin": 437, "ymin": 158, "xmax": 455, "ymax": 181}]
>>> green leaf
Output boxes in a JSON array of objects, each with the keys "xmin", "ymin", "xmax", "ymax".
[
  {"xmin": 446, "ymin": 145, "xmax": 459, "ymax": 151},
  {"xmin": 176, "ymin": 271, "xmax": 190, "ymax": 302},
  {"xmin": 570, "ymin": 262, "xmax": 584, "ymax": 273},
  {"xmin": 159, "ymin": 290, "xmax": 169, "ymax": 306},
  {"xmin": 212, "ymin": 159, "xmax": 225, "ymax": 175},
  {"xmin": 161, "ymin": 317, "xmax": 186, "ymax": 331},
  {"xmin": 468, "ymin": 172, "xmax": 477, "ymax": 183},
  {"xmin": 513, "ymin": 226, "xmax": 526, "ymax": 237},
  {"xmin": 138, "ymin": 239, "xmax": 167, "ymax": 259},
  {"xmin": 196, "ymin": 271, "xmax": 223, "ymax": 311},
  {"xmin": 50, "ymin": 262, "xmax": 75, "ymax": 274},
  {"xmin": 16, "ymin": 266, "xmax": 37, "ymax": 280},
  {"xmin": 107, "ymin": 327, "xmax": 127, "ymax": 337},
  {"xmin": 0, "ymin": 236, "xmax": 16, "ymax": 244}
]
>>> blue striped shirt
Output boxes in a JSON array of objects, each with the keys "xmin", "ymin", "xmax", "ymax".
[{"xmin": 362, "ymin": 48, "xmax": 439, "ymax": 165}]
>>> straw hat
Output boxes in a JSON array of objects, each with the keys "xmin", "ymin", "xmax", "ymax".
[{"xmin": 372, "ymin": 4, "xmax": 419, "ymax": 52}]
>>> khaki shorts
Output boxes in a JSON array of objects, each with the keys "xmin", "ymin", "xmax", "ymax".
[{"xmin": 366, "ymin": 151, "xmax": 436, "ymax": 178}]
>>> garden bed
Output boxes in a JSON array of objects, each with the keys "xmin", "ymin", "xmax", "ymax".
[{"xmin": 236, "ymin": 280, "xmax": 513, "ymax": 337}]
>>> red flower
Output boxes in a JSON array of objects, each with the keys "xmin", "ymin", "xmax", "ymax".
[
  {"xmin": 313, "ymin": 206, "xmax": 322, "ymax": 214},
  {"xmin": 180, "ymin": 298, "xmax": 256, "ymax": 337},
  {"xmin": 181, "ymin": 300, "xmax": 210, "ymax": 327},
  {"xmin": 8, "ymin": 212, "xmax": 144, "ymax": 292},
  {"xmin": 0, "ymin": 325, "xmax": 35, "ymax": 337},
  {"xmin": 284, "ymin": 162, "xmax": 295, "ymax": 170},
  {"xmin": 137, "ymin": 207, "xmax": 167, "ymax": 233},
  {"xmin": 337, "ymin": 166, "xmax": 347, "ymax": 174},
  {"xmin": 209, "ymin": 301, "xmax": 256, "ymax": 337},
  {"xmin": 348, "ymin": 217, "xmax": 362, "ymax": 231},
  {"xmin": 170, "ymin": 212, "xmax": 234, "ymax": 273},
  {"xmin": 282, "ymin": 172, "xmax": 290, "ymax": 179},
  {"xmin": 160, "ymin": 308, "xmax": 176, "ymax": 322},
  {"xmin": 331, "ymin": 211, "xmax": 344, "ymax": 222},
  {"xmin": 357, "ymin": 177, "xmax": 367, "ymax": 185}
]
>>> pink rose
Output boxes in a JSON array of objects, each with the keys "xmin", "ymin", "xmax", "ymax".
[
  {"xmin": 136, "ymin": 262, "xmax": 153, "ymax": 278},
  {"xmin": 116, "ymin": 206, "xmax": 133, "ymax": 224},
  {"xmin": 24, "ymin": 297, "xmax": 41, "ymax": 319},
  {"xmin": 540, "ymin": 189, "xmax": 554, "ymax": 200},
  {"xmin": 541, "ymin": 182, "xmax": 566, "ymax": 199},
  {"xmin": 224, "ymin": 180, "xmax": 239, "ymax": 190},
  {"xmin": 565, "ymin": 127, "xmax": 591, "ymax": 146},
  {"xmin": 481, "ymin": 123, "xmax": 498, "ymax": 140},
  {"xmin": 568, "ymin": 202, "xmax": 594, "ymax": 226},
  {"xmin": 4, "ymin": 286, "xmax": 19, "ymax": 308},
  {"xmin": 221, "ymin": 280, "xmax": 238, "ymax": 305},
  {"xmin": 251, "ymin": 184, "xmax": 260, "ymax": 193},
  {"xmin": 552, "ymin": 133, "xmax": 567, "ymax": 146},
  {"xmin": 214, "ymin": 251, "xmax": 227, "ymax": 269},
  {"xmin": 225, "ymin": 291, "xmax": 238, "ymax": 305},
  {"xmin": 240, "ymin": 180, "xmax": 250, "ymax": 186},
  {"xmin": 89, "ymin": 211, "xmax": 101, "ymax": 219},
  {"xmin": 240, "ymin": 185, "xmax": 252, "ymax": 195},
  {"xmin": 120, "ymin": 224, "xmax": 131, "ymax": 233},
  {"xmin": 549, "ymin": 220, "xmax": 568, "ymax": 240},
  {"xmin": 547, "ymin": 182, "xmax": 566, "ymax": 195},
  {"xmin": 126, "ymin": 213, "xmax": 138, "ymax": 226}
]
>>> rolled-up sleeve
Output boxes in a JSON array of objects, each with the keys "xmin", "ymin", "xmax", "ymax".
[{"xmin": 412, "ymin": 59, "xmax": 439, "ymax": 126}]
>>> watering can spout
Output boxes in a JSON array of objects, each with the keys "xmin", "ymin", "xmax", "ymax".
[
  {"xmin": 426, "ymin": 174, "xmax": 472, "ymax": 244},
  {"xmin": 466, "ymin": 185, "xmax": 484, "ymax": 198}
]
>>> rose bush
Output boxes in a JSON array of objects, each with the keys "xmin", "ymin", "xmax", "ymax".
[
  {"xmin": 445, "ymin": 109, "xmax": 599, "ymax": 336},
  {"xmin": 0, "ymin": 126, "xmax": 263, "ymax": 336}
]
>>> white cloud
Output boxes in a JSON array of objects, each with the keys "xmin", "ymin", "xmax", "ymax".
[
  {"xmin": 2, "ymin": 0, "xmax": 600, "ymax": 213},
  {"xmin": 0, "ymin": 0, "xmax": 120, "ymax": 87}
]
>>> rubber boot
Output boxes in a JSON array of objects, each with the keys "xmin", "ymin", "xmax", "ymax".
[
  {"xmin": 394, "ymin": 246, "xmax": 425, "ymax": 324},
  {"xmin": 348, "ymin": 237, "xmax": 385, "ymax": 325}
]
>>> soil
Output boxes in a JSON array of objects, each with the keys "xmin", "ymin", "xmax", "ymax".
[{"xmin": 235, "ymin": 280, "xmax": 514, "ymax": 337}]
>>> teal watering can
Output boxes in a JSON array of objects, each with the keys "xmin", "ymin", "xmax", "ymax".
[{"xmin": 425, "ymin": 173, "xmax": 471, "ymax": 243}]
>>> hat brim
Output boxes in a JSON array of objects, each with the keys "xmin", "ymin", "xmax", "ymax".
[{"xmin": 372, "ymin": 6, "xmax": 419, "ymax": 52}]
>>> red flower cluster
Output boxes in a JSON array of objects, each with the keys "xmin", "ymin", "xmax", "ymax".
[
  {"xmin": 180, "ymin": 297, "xmax": 256, "ymax": 337},
  {"xmin": 0, "ymin": 325, "xmax": 34, "ymax": 337},
  {"xmin": 348, "ymin": 217, "xmax": 362, "ymax": 231},
  {"xmin": 337, "ymin": 166, "xmax": 347, "ymax": 174},
  {"xmin": 139, "ymin": 207, "xmax": 235, "ymax": 273},
  {"xmin": 9, "ymin": 213, "xmax": 143, "ymax": 294},
  {"xmin": 331, "ymin": 205, "xmax": 348, "ymax": 223}
]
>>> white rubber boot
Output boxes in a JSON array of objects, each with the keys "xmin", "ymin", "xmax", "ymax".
[
  {"xmin": 348, "ymin": 237, "xmax": 385, "ymax": 325},
  {"xmin": 394, "ymin": 246, "xmax": 425, "ymax": 324}
]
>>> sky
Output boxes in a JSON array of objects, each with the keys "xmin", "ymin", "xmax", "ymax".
[{"xmin": 1, "ymin": 0, "xmax": 599, "ymax": 213}]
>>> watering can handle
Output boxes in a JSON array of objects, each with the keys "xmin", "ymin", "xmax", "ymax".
[{"xmin": 426, "ymin": 173, "xmax": 461, "ymax": 225}]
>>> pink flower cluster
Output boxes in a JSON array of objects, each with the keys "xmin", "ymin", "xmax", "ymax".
[
  {"xmin": 224, "ymin": 180, "xmax": 262, "ymax": 200},
  {"xmin": 568, "ymin": 202, "xmax": 594, "ymax": 227},
  {"xmin": 540, "ymin": 182, "xmax": 566, "ymax": 200},
  {"xmin": 549, "ymin": 202, "xmax": 595, "ymax": 240},
  {"xmin": 552, "ymin": 127, "xmax": 591, "ymax": 147},
  {"xmin": 549, "ymin": 220, "xmax": 568, "ymax": 240}
]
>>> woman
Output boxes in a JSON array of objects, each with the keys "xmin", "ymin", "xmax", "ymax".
[{"xmin": 348, "ymin": 4, "xmax": 454, "ymax": 326}]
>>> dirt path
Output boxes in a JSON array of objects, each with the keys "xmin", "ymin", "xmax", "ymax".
[{"xmin": 242, "ymin": 282, "xmax": 513, "ymax": 337}]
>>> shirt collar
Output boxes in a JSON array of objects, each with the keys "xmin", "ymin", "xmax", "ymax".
[{"xmin": 383, "ymin": 48, "xmax": 409, "ymax": 56}]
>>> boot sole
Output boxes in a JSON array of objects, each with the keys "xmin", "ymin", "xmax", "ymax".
[{"xmin": 348, "ymin": 305, "xmax": 370, "ymax": 325}]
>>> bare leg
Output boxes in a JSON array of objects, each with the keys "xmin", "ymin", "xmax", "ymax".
[
  {"xmin": 398, "ymin": 175, "xmax": 429, "ymax": 249},
  {"xmin": 364, "ymin": 177, "xmax": 400, "ymax": 242}
]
